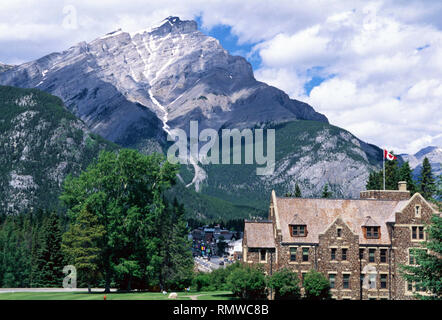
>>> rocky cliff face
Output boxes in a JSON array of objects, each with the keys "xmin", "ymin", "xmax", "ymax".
[
  {"xmin": 400, "ymin": 146, "xmax": 442, "ymax": 178},
  {"xmin": 0, "ymin": 86, "xmax": 117, "ymax": 214},
  {"xmin": 0, "ymin": 17, "xmax": 327, "ymax": 145},
  {"xmin": 0, "ymin": 17, "xmax": 385, "ymax": 216}
]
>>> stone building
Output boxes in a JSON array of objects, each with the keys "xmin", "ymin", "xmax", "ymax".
[{"xmin": 243, "ymin": 182, "xmax": 439, "ymax": 300}]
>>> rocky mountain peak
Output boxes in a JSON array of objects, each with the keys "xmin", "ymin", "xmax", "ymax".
[{"xmin": 131, "ymin": 16, "xmax": 198, "ymax": 38}]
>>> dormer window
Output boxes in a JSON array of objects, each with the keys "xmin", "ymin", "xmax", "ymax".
[
  {"xmin": 365, "ymin": 226, "xmax": 380, "ymax": 239},
  {"xmin": 289, "ymin": 214, "xmax": 307, "ymax": 237},
  {"xmin": 291, "ymin": 225, "xmax": 307, "ymax": 237},
  {"xmin": 362, "ymin": 216, "xmax": 381, "ymax": 239}
]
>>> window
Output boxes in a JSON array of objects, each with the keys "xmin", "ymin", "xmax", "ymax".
[
  {"xmin": 369, "ymin": 249, "xmax": 376, "ymax": 263},
  {"xmin": 342, "ymin": 248, "xmax": 348, "ymax": 261},
  {"xmin": 302, "ymin": 247, "xmax": 309, "ymax": 262},
  {"xmin": 291, "ymin": 225, "xmax": 307, "ymax": 237},
  {"xmin": 412, "ymin": 226, "xmax": 425, "ymax": 240},
  {"xmin": 365, "ymin": 227, "xmax": 380, "ymax": 239},
  {"xmin": 290, "ymin": 247, "xmax": 297, "ymax": 262},
  {"xmin": 343, "ymin": 274, "xmax": 350, "ymax": 289},
  {"xmin": 409, "ymin": 249, "xmax": 416, "ymax": 265},
  {"xmin": 329, "ymin": 274, "xmax": 336, "ymax": 289},
  {"xmin": 380, "ymin": 249, "xmax": 387, "ymax": 263},
  {"xmin": 331, "ymin": 248, "xmax": 336, "ymax": 260},
  {"xmin": 359, "ymin": 248, "xmax": 365, "ymax": 260},
  {"xmin": 407, "ymin": 281, "xmax": 413, "ymax": 292},
  {"xmin": 415, "ymin": 205, "xmax": 421, "ymax": 217},
  {"xmin": 380, "ymin": 274, "xmax": 387, "ymax": 289},
  {"xmin": 260, "ymin": 249, "xmax": 266, "ymax": 262},
  {"xmin": 337, "ymin": 228, "xmax": 342, "ymax": 238},
  {"xmin": 419, "ymin": 227, "xmax": 424, "ymax": 240}
]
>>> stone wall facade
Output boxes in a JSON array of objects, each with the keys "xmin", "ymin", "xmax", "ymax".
[{"xmin": 243, "ymin": 190, "xmax": 437, "ymax": 300}]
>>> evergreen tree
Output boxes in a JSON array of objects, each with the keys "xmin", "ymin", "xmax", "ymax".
[
  {"xmin": 384, "ymin": 153, "xmax": 400, "ymax": 190},
  {"xmin": 399, "ymin": 161, "xmax": 417, "ymax": 194},
  {"xmin": 294, "ymin": 184, "xmax": 302, "ymax": 198},
  {"xmin": 400, "ymin": 214, "xmax": 442, "ymax": 299},
  {"xmin": 418, "ymin": 157, "xmax": 435, "ymax": 200},
  {"xmin": 321, "ymin": 184, "xmax": 332, "ymax": 198},
  {"xmin": 62, "ymin": 207, "xmax": 105, "ymax": 293},
  {"xmin": 366, "ymin": 171, "xmax": 382, "ymax": 190},
  {"xmin": 163, "ymin": 199, "xmax": 194, "ymax": 290},
  {"xmin": 32, "ymin": 213, "xmax": 65, "ymax": 287}
]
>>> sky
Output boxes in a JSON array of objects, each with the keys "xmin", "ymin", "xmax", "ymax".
[{"xmin": 0, "ymin": 0, "xmax": 441, "ymax": 155}]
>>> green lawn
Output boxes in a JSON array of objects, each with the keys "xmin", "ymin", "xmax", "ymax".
[{"xmin": 0, "ymin": 290, "xmax": 237, "ymax": 300}]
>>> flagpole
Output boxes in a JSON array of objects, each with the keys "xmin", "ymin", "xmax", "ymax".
[{"xmin": 383, "ymin": 149, "xmax": 385, "ymax": 190}]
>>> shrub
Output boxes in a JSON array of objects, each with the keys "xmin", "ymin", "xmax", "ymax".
[
  {"xmin": 268, "ymin": 268, "xmax": 301, "ymax": 300},
  {"xmin": 226, "ymin": 264, "xmax": 267, "ymax": 299},
  {"xmin": 303, "ymin": 269, "xmax": 331, "ymax": 300}
]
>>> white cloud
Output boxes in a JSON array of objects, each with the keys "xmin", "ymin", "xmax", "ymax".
[
  {"xmin": 253, "ymin": 1, "xmax": 442, "ymax": 154},
  {"xmin": 0, "ymin": 0, "xmax": 441, "ymax": 154}
]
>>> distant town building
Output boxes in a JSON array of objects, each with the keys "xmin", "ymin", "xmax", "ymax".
[{"xmin": 243, "ymin": 182, "xmax": 439, "ymax": 300}]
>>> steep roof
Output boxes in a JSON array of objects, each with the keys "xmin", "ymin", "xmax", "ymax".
[
  {"xmin": 275, "ymin": 197, "xmax": 401, "ymax": 245},
  {"xmin": 362, "ymin": 216, "xmax": 380, "ymax": 227},
  {"xmin": 244, "ymin": 221, "xmax": 275, "ymax": 248},
  {"xmin": 289, "ymin": 214, "xmax": 306, "ymax": 225}
]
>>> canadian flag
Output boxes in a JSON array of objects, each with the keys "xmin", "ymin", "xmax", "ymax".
[{"xmin": 384, "ymin": 149, "xmax": 397, "ymax": 161}]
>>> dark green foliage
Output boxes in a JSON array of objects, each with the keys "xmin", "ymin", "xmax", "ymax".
[
  {"xmin": 0, "ymin": 215, "xmax": 33, "ymax": 287},
  {"xmin": 399, "ymin": 161, "xmax": 417, "ymax": 194},
  {"xmin": 384, "ymin": 153, "xmax": 400, "ymax": 190},
  {"xmin": 284, "ymin": 184, "xmax": 302, "ymax": 198},
  {"xmin": 303, "ymin": 269, "xmax": 331, "ymax": 300},
  {"xmin": 192, "ymin": 262, "xmax": 242, "ymax": 292},
  {"xmin": 321, "ymin": 184, "xmax": 332, "ymax": 198},
  {"xmin": 0, "ymin": 210, "xmax": 67, "ymax": 288},
  {"xmin": 60, "ymin": 149, "xmax": 191, "ymax": 292},
  {"xmin": 366, "ymin": 155, "xmax": 421, "ymax": 193},
  {"xmin": 193, "ymin": 273, "xmax": 213, "ymax": 291},
  {"xmin": 62, "ymin": 207, "xmax": 106, "ymax": 292},
  {"xmin": 366, "ymin": 170, "xmax": 382, "ymax": 190},
  {"xmin": 400, "ymin": 214, "xmax": 442, "ymax": 299},
  {"xmin": 0, "ymin": 85, "xmax": 117, "ymax": 214},
  {"xmin": 31, "ymin": 213, "xmax": 65, "ymax": 287},
  {"xmin": 161, "ymin": 199, "xmax": 195, "ymax": 290},
  {"xmin": 294, "ymin": 184, "xmax": 302, "ymax": 198},
  {"xmin": 226, "ymin": 264, "xmax": 267, "ymax": 299},
  {"xmin": 268, "ymin": 268, "xmax": 301, "ymax": 300},
  {"xmin": 418, "ymin": 157, "xmax": 435, "ymax": 200}
]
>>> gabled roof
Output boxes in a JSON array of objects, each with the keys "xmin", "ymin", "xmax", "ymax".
[
  {"xmin": 289, "ymin": 214, "xmax": 306, "ymax": 225},
  {"xmin": 275, "ymin": 197, "xmax": 401, "ymax": 245},
  {"xmin": 244, "ymin": 221, "xmax": 275, "ymax": 248},
  {"xmin": 362, "ymin": 216, "xmax": 380, "ymax": 227}
]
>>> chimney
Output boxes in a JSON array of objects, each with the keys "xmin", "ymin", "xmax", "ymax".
[{"xmin": 398, "ymin": 181, "xmax": 407, "ymax": 191}]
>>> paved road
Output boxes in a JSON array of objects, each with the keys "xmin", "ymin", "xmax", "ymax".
[{"xmin": 0, "ymin": 288, "xmax": 117, "ymax": 293}]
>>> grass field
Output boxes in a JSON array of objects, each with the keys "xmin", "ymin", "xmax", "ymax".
[{"xmin": 0, "ymin": 290, "xmax": 238, "ymax": 300}]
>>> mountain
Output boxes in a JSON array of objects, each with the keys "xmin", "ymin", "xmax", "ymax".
[
  {"xmin": 400, "ymin": 146, "xmax": 442, "ymax": 179},
  {"xmin": 0, "ymin": 17, "xmax": 326, "ymax": 149},
  {"xmin": 0, "ymin": 63, "xmax": 13, "ymax": 73},
  {"xmin": 0, "ymin": 17, "xmax": 384, "ymax": 219},
  {"xmin": 0, "ymin": 85, "xmax": 117, "ymax": 214}
]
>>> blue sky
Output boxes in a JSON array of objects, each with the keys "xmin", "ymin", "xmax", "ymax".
[{"xmin": 196, "ymin": 16, "xmax": 330, "ymax": 96}]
